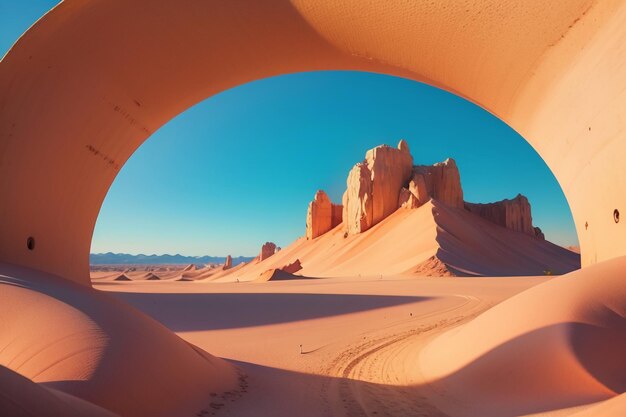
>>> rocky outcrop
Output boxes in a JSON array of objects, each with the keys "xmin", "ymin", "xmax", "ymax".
[
  {"xmin": 398, "ymin": 187, "xmax": 420, "ymax": 209},
  {"xmin": 368, "ymin": 139, "xmax": 414, "ymax": 224},
  {"xmin": 465, "ymin": 194, "xmax": 544, "ymax": 239},
  {"xmin": 306, "ymin": 140, "xmax": 546, "ymax": 244},
  {"xmin": 331, "ymin": 204, "xmax": 343, "ymax": 228},
  {"xmin": 534, "ymin": 227, "xmax": 545, "ymax": 240},
  {"xmin": 282, "ymin": 259, "xmax": 302, "ymax": 274},
  {"xmin": 306, "ymin": 190, "xmax": 332, "ymax": 240},
  {"xmin": 259, "ymin": 242, "xmax": 277, "ymax": 261},
  {"xmin": 412, "ymin": 158, "xmax": 464, "ymax": 209},
  {"xmin": 257, "ymin": 268, "xmax": 302, "ymax": 282},
  {"xmin": 409, "ymin": 171, "xmax": 430, "ymax": 205},
  {"xmin": 342, "ymin": 162, "xmax": 373, "ymax": 234},
  {"xmin": 257, "ymin": 259, "xmax": 303, "ymax": 282},
  {"xmin": 343, "ymin": 140, "xmax": 413, "ymax": 234},
  {"xmin": 306, "ymin": 190, "xmax": 342, "ymax": 239},
  {"xmin": 223, "ymin": 255, "xmax": 232, "ymax": 270}
]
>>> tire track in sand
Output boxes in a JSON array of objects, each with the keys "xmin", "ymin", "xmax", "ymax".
[{"xmin": 319, "ymin": 294, "xmax": 487, "ymax": 417}]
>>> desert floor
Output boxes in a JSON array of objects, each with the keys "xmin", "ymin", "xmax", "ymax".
[{"xmin": 95, "ymin": 273, "xmax": 617, "ymax": 417}]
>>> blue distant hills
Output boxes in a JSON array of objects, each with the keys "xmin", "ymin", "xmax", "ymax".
[{"xmin": 90, "ymin": 252, "xmax": 254, "ymax": 266}]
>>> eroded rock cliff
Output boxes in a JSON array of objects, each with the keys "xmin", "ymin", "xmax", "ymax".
[
  {"xmin": 343, "ymin": 140, "xmax": 413, "ymax": 234},
  {"xmin": 259, "ymin": 242, "xmax": 277, "ymax": 261},
  {"xmin": 307, "ymin": 140, "xmax": 544, "ymax": 241},
  {"xmin": 465, "ymin": 194, "xmax": 544, "ymax": 239}
]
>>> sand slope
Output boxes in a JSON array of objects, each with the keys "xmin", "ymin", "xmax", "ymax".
[
  {"xmin": 420, "ymin": 256, "xmax": 626, "ymax": 416},
  {"xmin": 213, "ymin": 201, "xmax": 579, "ymax": 281},
  {"xmin": 0, "ymin": 365, "xmax": 118, "ymax": 417},
  {"xmin": 0, "ymin": 263, "xmax": 237, "ymax": 417}
]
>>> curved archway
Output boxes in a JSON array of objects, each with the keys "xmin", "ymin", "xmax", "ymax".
[
  {"xmin": 90, "ymin": 69, "xmax": 579, "ymax": 264},
  {"xmin": 1, "ymin": 0, "xmax": 625, "ymax": 285}
]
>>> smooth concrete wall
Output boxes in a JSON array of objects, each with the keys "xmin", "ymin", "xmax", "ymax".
[{"xmin": 0, "ymin": 0, "xmax": 623, "ymax": 285}]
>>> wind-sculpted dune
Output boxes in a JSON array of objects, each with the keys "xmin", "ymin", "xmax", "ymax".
[
  {"xmin": 0, "ymin": 263, "xmax": 237, "ymax": 417},
  {"xmin": 420, "ymin": 256, "xmax": 626, "ymax": 416}
]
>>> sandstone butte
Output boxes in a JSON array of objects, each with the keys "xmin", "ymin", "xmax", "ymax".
[
  {"xmin": 306, "ymin": 190, "xmax": 343, "ymax": 239},
  {"xmin": 259, "ymin": 242, "xmax": 278, "ymax": 261},
  {"xmin": 306, "ymin": 139, "xmax": 544, "ymax": 240},
  {"xmin": 222, "ymin": 255, "xmax": 232, "ymax": 270},
  {"xmin": 466, "ymin": 195, "xmax": 545, "ymax": 240}
]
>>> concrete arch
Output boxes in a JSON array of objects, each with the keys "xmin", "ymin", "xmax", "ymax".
[{"xmin": 1, "ymin": 0, "xmax": 625, "ymax": 286}]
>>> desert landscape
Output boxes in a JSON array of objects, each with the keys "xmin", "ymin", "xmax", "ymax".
[
  {"xmin": 7, "ymin": 140, "xmax": 614, "ymax": 417},
  {"xmin": 1, "ymin": 1, "xmax": 626, "ymax": 417}
]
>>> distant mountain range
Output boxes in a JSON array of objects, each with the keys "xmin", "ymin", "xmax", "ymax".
[{"xmin": 90, "ymin": 252, "xmax": 254, "ymax": 266}]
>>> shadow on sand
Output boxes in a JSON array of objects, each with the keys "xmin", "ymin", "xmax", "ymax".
[
  {"xmin": 218, "ymin": 319, "xmax": 625, "ymax": 417},
  {"xmin": 108, "ymin": 291, "xmax": 432, "ymax": 331}
]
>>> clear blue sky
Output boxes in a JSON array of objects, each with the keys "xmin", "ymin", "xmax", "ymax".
[{"xmin": 2, "ymin": 1, "xmax": 579, "ymax": 257}]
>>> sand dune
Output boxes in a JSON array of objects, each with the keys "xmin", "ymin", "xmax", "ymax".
[
  {"xmin": 178, "ymin": 264, "xmax": 226, "ymax": 281},
  {"xmin": 571, "ymin": 394, "xmax": 626, "ymax": 417},
  {"xmin": 141, "ymin": 272, "xmax": 161, "ymax": 280},
  {"xmin": 91, "ymin": 268, "xmax": 188, "ymax": 282},
  {"xmin": 0, "ymin": 263, "xmax": 237, "ymax": 417},
  {"xmin": 5, "ymin": 257, "xmax": 620, "ymax": 416},
  {"xmin": 113, "ymin": 273, "xmax": 131, "ymax": 281},
  {"xmin": 195, "ymin": 261, "xmax": 248, "ymax": 282},
  {"xmin": 420, "ymin": 256, "xmax": 626, "ymax": 416},
  {"xmin": 214, "ymin": 200, "xmax": 579, "ymax": 282},
  {"xmin": 0, "ymin": 365, "xmax": 118, "ymax": 417},
  {"xmin": 96, "ymin": 259, "xmax": 624, "ymax": 417}
]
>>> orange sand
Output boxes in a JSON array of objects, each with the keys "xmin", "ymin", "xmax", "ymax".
[
  {"xmin": 212, "ymin": 201, "xmax": 579, "ymax": 282},
  {"xmin": 0, "ymin": 263, "xmax": 238, "ymax": 417},
  {"xmin": 89, "ymin": 257, "xmax": 624, "ymax": 417}
]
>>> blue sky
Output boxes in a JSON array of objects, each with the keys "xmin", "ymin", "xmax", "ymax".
[{"xmin": 2, "ymin": 1, "xmax": 578, "ymax": 256}]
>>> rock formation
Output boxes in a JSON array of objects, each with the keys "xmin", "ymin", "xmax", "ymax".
[
  {"xmin": 306, "ymin": 191, "xmax": 343, "ymax": 239},
  {"xmin": 411, "ymin": 158, "xmax": 464, "ymax": 209},
  {"xmin": 331, "ymin": 204, "xmax": 343, "ymax": 228},
  {"xmin": 306, "ymin": 190, "xmax": 332, "ymax": 239},
  {"xmin": 281, "ymin": 259, "xmax": 302, "ymax": 274},
  {"xmin": 409, "ymin": 171, "xmax": 430, "ymax": 204},
  {"xmin": 223, "ymin": 255, "xmax": 232, "ymax": 270},
  {"xmin": 342, "ymin": 162, "xmax": 373, "ymax": 234},
  {"xmin": 259, "ymin": 242, "xmax": 277, "ymax": 261},
  {"xmin": 307, "ymin": 140, "xmax": 544, "ymax": 243},
  {"xmin": 465, "ymin": 194, "xmax": 545, "ymax": 239},
  {"xmin": 398, "ymin": 187, "xmax": 420, "ymax": 209},
  {"xmin": 368, "ymin": 140, "xmax": 414, "ymax": 223},
  {"xmin": 343, "ymin": 139, "xmax": 413, "ymax": 234},
  {"xmin": 257, "ymin": 268, "xmax": 302, "ymax": 282}
]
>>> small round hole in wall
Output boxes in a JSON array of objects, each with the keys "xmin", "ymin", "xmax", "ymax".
[
  {"xmin": 614, "ymin": 209, "xmax": 620, "ymax": 223},
  {"xmin": 26, "ymin": 237, "xmax": 35, "ymax": 251}
]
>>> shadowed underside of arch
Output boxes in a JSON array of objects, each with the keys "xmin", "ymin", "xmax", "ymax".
[{"xmin": 0, "ymin": 0, "xmax": 624, "ymax": 286}]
